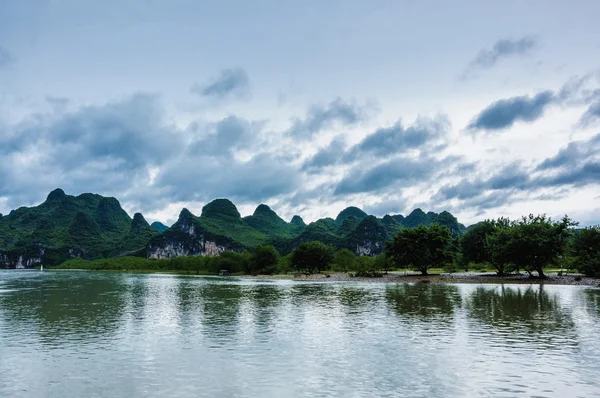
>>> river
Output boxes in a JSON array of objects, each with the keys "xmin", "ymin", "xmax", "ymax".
[{"xmin": 0, "ymin": 271, "xmax": 599, "ymax": 397}]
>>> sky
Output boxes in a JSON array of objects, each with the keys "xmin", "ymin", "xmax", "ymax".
[{"xmin": 1, "ymin": 0, "xmax": 600, "ymax": 227}]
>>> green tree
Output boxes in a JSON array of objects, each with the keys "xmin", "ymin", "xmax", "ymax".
[
  {"xmin": 460, "ymin": 220, "xmax": 495, "ymax": 267},
  {"xmin": 333, "ymin": 248, "xmax": 356, "ymax": 272},
  {"xmin": 485, "ymin": 218, "xmax": 515, "ymax": 276},
  {"xmin": 385, "ymin": 224, "xmax": 453, "ymax": 275},
  {"xmin": 248, "ymin": 245, "xmax": 279, "ymax": 275},
  {"xmin": 291, "ymin": 241, "xmax": 334, "ymax": 274},
  {"xmin": 511, "ymin": 214, "xmax": 576, "ymax": 278},
  {"xmin": 572, "ymin": 226, "xmax": 600, "ymax": 277}
]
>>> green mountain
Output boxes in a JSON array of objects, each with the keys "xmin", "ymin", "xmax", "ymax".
[
  {"xmin": 0, "ymin": 189, "xmax": 154, "ymax": 267},
  {"xmin": 151, "ymin": 221, "xmax": 169, "ymax": 233},
  {"xmin": 1, "ymin": 189, "xmax": 468, "ymax": 267},
  {"xmin": 391, "ymin": 208, "xmax": 466, "ymax": 236}
]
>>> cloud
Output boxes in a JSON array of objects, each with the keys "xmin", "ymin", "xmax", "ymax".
[
  {"xmin": 0, "ymin": 94, "xmax": 185, "ymax": 208},
  {"xmin": 190, "ymin": 67, "xmax": 250, "ymax": 100},
  {"xmin": 156, "ymin": 152, "xmax": 301, "ymax": 204},
  {"xmin": 333, "ymin": 156, "xmax": 452, "ymax": 196},
  {"xmin": 288, "ymin": 97, "xmax": 370, "ymax": 138},
  {"xmin": 363, "ymin": 198, "xmax": 407, "ymax": 216},
  {"xmin": 301, "ymin": 114, "xmax": 450, "ymax": 174},
  {"xmin": 467, "ymin": 91, "xmax": 555, "ymax": 131},
  {"xmin": 345, "ymin": 115, "xmax": 450, "ymax": 160},
  {"xmin": 435, "ymin": 134, "xmax": 600, "ymax": 214},
  {"xmin": 580, "ymin": 99, "xmax": 600, "ymax": 126},
  {"xmin": 301, "ymin": 136, "xmax": 347, "ymax": 173},
  {"xmin": 536, "ymin": 133, "xmax": 600, "ymax": 170},
  {"xmin": 0, "ymin": 46, "xmax": 12, "ymax": 68},
  {"xmin": 467, "ymin": 37, "xmax": 537, "ymax": 71},
  {"xmin": 187, "ymin": 116, "xmax": 262, "ymax": 157}
]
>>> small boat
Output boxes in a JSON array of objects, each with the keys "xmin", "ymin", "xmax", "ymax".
[
  {"xmin": 218, "ymin": 269, "xmax": 230, "ymax": 276},
  {"xmin": 40, "ymin": 264, "xmax": 44, "ymax": 271}
]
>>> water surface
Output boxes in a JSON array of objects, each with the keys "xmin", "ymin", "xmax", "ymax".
[{"xmin": 1, "ymin": 271, "xmax": 599, "ymax": 397}]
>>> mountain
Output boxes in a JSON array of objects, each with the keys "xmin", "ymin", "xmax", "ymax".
[
  {"xmin": 0, "ymin": 189, "xmax": 153, "ymax": 268},
  {"xmin": 391, "ymin": 208, "xmax": 466, "ymax": 236},
  {"xmin": 1, "ymin": 189, "xmax": 468, "ymax": 267},
  {"xmin": 335, "ymin": 206, "xmax": 368, "ymax": 224},
  {"xmin": 151, "ymin": 221, "xmax": 169, "ymax": 233}
]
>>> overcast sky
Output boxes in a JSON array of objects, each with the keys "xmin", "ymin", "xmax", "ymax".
[{"xmin": 1, "ymin": 0, "xmax": 600, "ymax": 226}]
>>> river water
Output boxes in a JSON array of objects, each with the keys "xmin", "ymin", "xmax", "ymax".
[{"xmin": 0, "ymin": 271, "xmax": 599, "ymax": 397}]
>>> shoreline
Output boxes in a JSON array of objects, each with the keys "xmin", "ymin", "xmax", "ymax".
[
  {"xmin": 240, "ymin": 272, "xmax": 600, "ymax": 286},
  {"xmin": 11, "ymin": 268, "xmax": 600, "ymax": 286}
]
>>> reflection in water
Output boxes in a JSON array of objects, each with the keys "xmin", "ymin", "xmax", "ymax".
[
  {"xmin": 0, "ymin": 272, "xmax": 126, "ymax": 346},
  {"xmin": 0, "ymin": 272, "xmax": 599, "ymax": 398},
  {"xmin": 466, "ymin": 285, "xmax": 576, "ymax": 344},
  {"xmin": 385, "ymin": 283, "xmax": 461, "ymax": 320}
]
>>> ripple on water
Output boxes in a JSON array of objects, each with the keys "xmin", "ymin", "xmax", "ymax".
[{"xmin": 1, "ymin": 272, "xmax": 600, "ymax": 397}]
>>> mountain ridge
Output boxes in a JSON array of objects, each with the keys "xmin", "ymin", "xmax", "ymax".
[{"xmin": 0, "ymin": 190, "xmax": 468, "ymax": 268}]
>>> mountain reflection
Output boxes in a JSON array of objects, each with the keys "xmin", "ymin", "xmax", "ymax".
[{"xmin": 0, "ymin": 273, "xmax": 126, "ymax": 347}]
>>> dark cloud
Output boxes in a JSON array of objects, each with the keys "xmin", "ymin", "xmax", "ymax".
[
  {"xmin": 345, "ymin": 115, "xmax": 450, "ymax": 160},
  {"xmin": 536, "ymin": 133, "xmax": 600, "ymax": 170},
  {"xmin": 188, "ymin": 116, "xmax": 260, "ymax": 157},
  {"xmin": 467, "ymin": 91, "xmax": 555, "ymax": 131},
  {"xmin": 0, "ymin": 94, "xmax": 185, "ymax": 208},
  {"xmin": 301, "ymin": 136, "xmax": 346, "ymax": 173},
  {"xmin": 0, "ymin": 46, "xmax": 12, "ymax": 68},
  {"xmin": 435, "ymin": 134, "xmax": 600, "ymax": 214},
  {"xmin": 288, "ymin": 97, "xmax": 369, "ymax": 138},
  {"xmin": 333, "ymin": 156, "xmax": 451, "ymax": 196},
  {"xmin": 0, "ymin": 93, "xmax": 302, "ymax": 213},
  {"xmin": 190, "ymin": 67, "xmax": 250, "ymax": 100},
  {"xmin": 436, "ymin": 163, "xmax": 529, "ymax": 202},
  {"xmin": 363, "ymin": 198, "xmax": 407, "ymax": 217},
  {"xmin": 469, "ymin": 37, "xmax": 537, "ymax": 70},
  {"xmin": 301, "ymin": 114, "xmax": 450, "ymax": 174},
  {"xmin": 580, "ymin": 99, "xmax": 600, "ymax": 126},
  {"xmin": 156, "ymin": 152, "xmax": 301, "ymax": 204}
]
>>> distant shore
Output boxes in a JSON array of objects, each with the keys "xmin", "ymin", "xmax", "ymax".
[{"xmin": 241, "ymin": 272, "xmax": 600, "ymax": 286}]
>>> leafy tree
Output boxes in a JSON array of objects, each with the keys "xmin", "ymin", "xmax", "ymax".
[
  {"xmin": 291, "ymin": 241, "xmax": 334, "ymax": 274},
  {"xmin": 385, "ymin": 224, "xmax": 454, "ymax": 275},
  {"xmin": 510, "ymin": 214, "xmax": 576, "ymax": 278},
  {"xmin": 484, "ymin": 218, "xmax": 515, "ymax": 276},
  {"xmin": 460, "ymin": 220, "xmax": 495, "ymax": 267},
  {"xmin": 333, "ymin": 249, "xmax": 356, "ymax": 272},
  {"xmin": 572, "ymin": 226, "xmax": 600, "ymax": 277},
  {"xmin": 248, "ymin": 245, "xmax": 279, "ymax": 275}
]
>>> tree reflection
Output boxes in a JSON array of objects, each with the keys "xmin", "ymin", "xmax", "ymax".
[
  {"xmin": 584, "ymin": 289, "xmax": 600, "ymax": 317},
  {"xmin": 385, "ymin": 283, "xmax": 461, "ymax": 321},
  {"xmin": 466, "ymin": 285, "xmax": 576, "ymax": 341}
]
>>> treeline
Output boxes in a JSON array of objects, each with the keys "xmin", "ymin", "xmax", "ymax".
[
  {"xmin": 56, "ymin": 213, "xmax": 600, "ymax": 278},
  {"xmin": 55, "ymin": 242, "xmax": 392, "ymax": 277}
]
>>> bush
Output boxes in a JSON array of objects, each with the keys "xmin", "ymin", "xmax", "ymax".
[{"xmin": 353, "ymin": 256, "xmax": 383, "ymax": 277}]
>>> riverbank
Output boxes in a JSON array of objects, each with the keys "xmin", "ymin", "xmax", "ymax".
[{"xmin": 242, "ymin": 272, "xmax": 600, "ymax": 286}]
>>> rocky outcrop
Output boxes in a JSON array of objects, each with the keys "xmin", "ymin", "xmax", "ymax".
[{"xmin": 146, "ymin": 208, "xmax": 240, "ymax": 259}]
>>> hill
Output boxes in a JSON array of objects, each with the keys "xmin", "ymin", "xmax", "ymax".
[
  {"xmin": 1, "ymin": 190, "xmax": 468, "ymax": 267},
  {"xmin": 0, "ymin": 189, "xmax": 156, "ymax": 267}
]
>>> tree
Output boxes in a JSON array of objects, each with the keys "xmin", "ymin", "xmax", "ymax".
[
  {"xmin": 333, "ymin": 249, "xmax": 356, "ymax": 272},
  {"xmin": 510, "ymin": 214, "xmax": 576, "ymax": 278},
  {"xmin": 248, "ymin": 245, "xmax": 279, "ymax": 275},
  {"xmin": 460, "ymin": 220, "xmax": 495, "ymax": 267},
  {"xmin": 291, "ymin": 241, "xmax": 334, "ymax": 274},
  {"xmin": 572, "ymin": 226, "xmax": 600, "ymax": 277},
  {"xmin": 385, "ymin": 224, "xmax": 453, "ymax": 275},
  {"xmin": 485, "ymin": 218, "xmax": 515, "ymax": 276}
]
